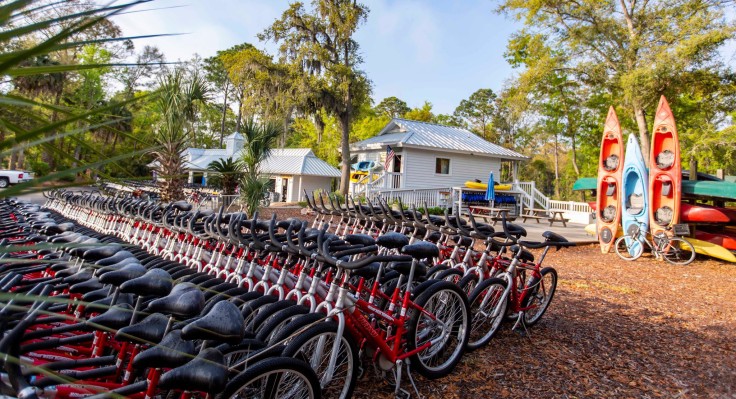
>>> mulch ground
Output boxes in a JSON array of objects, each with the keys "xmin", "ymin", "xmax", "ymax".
[{"xmin": 263, "ymin": 207, "xmax": 736, "ymax": 398}]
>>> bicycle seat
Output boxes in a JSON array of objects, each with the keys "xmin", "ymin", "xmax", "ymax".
[
  {"xmin": 116, "ymin": 313, "xmax": 169, "ymax": 345},
  {"xmin": 98, "ymin": 263, "xmax": 147, "ymax": 287},
  {"xmin": 424, "ymin": 231, "xmax": 442, "ymax": 243},
  {"xmin": 82, "ymin": 286, "xmax": 112, "ymax": 302},
  {"xmin": 147, "ymin": 283, "xmax": 205, "ymax": 319},
  {"xmin": 181, "ymin": 301, "xmax": 244, "ymax": 344},
  {"xmin": 95, "ymin": 250, "xmax": 136, "ymax": 266},
  {"xmin": 42, "ymin": 223, "xmax": 75, "ymax": 235},
  {"xmin": 157, "ymin": 348, "xmax": 227, "ymax": 394},
  {"xmin": 81, "ymin": 244, "xmax": 122, "ymax": 261},
  {"xmin": 510, "ymin": 245, "xmax": 535, "ymax": 263},
  {"xmin": 121, "ymin": 269, "xmax": 173, "ymax": 297},
  {"xmin": 133, "ymin": 330, "xmax": 196, "ymax": 369},
  {"xmin": 506, "ymin": 223, "xmax": 527, "ymax": 237},
  {"xmin": 542, "ymin": 231, "xmax": 569, "ymax": 243},
  {"xmin": 95, "ymin": 257, "xmax": 140, "ymax": 276},
  {"xmin": 344, "ymin": 234, "xmax": 376, "ymax": 247},
  {"xmin": 86, "ymin": 303, "xmax": 134, "ymax": 330},
  {"xmin": 401, "ymin": 241, "xmax": 439, "ymax": 260},
  {"xmin": 376, "ymin": 232, "xmax": 409, "ymax": 250},
  {"xmin": 352, "ymin": 262, "xmax": 381, "ymax": 279},
  {"xmin": 389, "ymin": 260, "xmax": 427, "ymax": 278},
  {"xmin": 451, "ymin": 235, "xmax": 473, "ymax": 247},
  {"xmin": 49, "ymin": 232, "xmax": 82, "ymax": 243},
  {"xmin": 171, "ymin": 201, "xmax": 192, "ymax": 212},
  {"xmin": 69, "ymin": 277, "xmax": 103, "ymax": 294},
  {"xmin": 84, "ymin": 293, "xmax": 134, "ymax": 315},
  {"xmin": 63, "ymin": 268, "xmax": 94, "ymax": 285}
]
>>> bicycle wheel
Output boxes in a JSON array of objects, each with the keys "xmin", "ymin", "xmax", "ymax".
[
  {"xmin": 280, "ymin": 320, "xmax": 358, "ymax": 399},
  {"xmin": 522, "ymin": 267, "xmax": 557, "ymax": 326},
  {"xmin": 220, "ymin": 356, "xmax": 321, "ymax": 399},
  {"xmin": 466, "ymin": 277, "xmax": 507, "ymax": 351},
  {"xmin": 457, "ymin": 272, "xmax": 480, "ymax": 297},
  {"xmin": 662, "ymin": 237, "xmax": 696, "ymax": 265},
  {"xmin": 614, "ymin": 236, "xmax": 643, "ymax": 261},
  {"xmin": 407, "ymin": 280, "xmax": 469, "ymax": 378},
  {"xmin": 435, "ymin": 268, "xmax": 463, "ymax": 285}
]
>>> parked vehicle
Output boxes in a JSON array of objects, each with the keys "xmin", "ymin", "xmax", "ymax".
[{"xmin": 0, "ymin": 169, "xmax": 33, "ymax": 188}]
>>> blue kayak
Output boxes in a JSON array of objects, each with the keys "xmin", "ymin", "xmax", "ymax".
[{"xmin": 621, "ymin": 134, "xmax": 649, "ymax": 255}]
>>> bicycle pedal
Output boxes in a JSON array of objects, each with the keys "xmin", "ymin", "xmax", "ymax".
[{"xmin": 395, "ymin": 388, "xmax": 411, "ymax": 399}]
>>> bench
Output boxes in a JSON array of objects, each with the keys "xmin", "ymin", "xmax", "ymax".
[{"xmin": 521, "ymin": 214, "xmax": 546, "ymax": 223}]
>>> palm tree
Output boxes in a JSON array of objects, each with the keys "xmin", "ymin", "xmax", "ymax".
[
  {"xmin": 207, "ymin": 157, "xmax": 243, "ymax": 195},
  {"xmin": 239, "ymin": 118, "xmax": 281, "ymax": 214}
]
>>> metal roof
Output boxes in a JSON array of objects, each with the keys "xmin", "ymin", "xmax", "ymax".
[
  {"xmin": 350, "ymin": 118, "xmax": 528, "ymax": 160},
  {"xmin": 182, "ymin": 147, "xmax": 340, "ymax": 177}
]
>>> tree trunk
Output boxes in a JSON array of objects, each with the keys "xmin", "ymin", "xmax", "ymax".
[
  {"xmin": 236, "ymin": 97, "xmax": 243, "ymax": 133},
  {"xmin": 220, "ymin": 80, "xmax": 230, "ymax": 147},
  {"xmin": 17, "ymin": 150, "xmax": 25, "ymax": 170},
  {"xmin": 8, "ymin": 151, "xmax": 17, "ymax": 170},
  {"xmin": 553, "ymin": 134, "xmax": 560, "ymax": 199},
  {"xmin": 569, "ymin": 127, "xmax": 580, "ymax": 176},
  {"xmin": 338, "ymin": 113, "xmax": 351, "ymax": 194},
  {"xmin": 633, "ymin": 103, "xmax": 650, "ymax": 164},
  {"xmin": 314, "ymin": 113, "xmax": 325, "ymax": 144}
]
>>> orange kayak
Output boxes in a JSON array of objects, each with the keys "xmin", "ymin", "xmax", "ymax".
[
  {"xmin": 649, "ymin": 96, "xmax": 681, "ymax": 238},
  {"xmin": 681, "ymin": 203, "xmax": 736, "ymax": 224},
  {"xmin": 597, "ymin": 107, "xmax": 624, "ymax": 253}
]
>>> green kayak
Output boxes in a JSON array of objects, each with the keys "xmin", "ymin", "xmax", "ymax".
[{"xmin": 573, "ymin": 177, "xmax": 736, "ymax": 201}]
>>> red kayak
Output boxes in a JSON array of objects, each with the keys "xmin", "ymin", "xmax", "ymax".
[
  {"xmin": 649, "ymin": 96, "xmax": 681, "ymax": 238},
  {"xmin": 695, "ymin": 230, "xmax": 736, "ymax": 251},
  {"xmin": 681, "ymin": 203, "xmax": 736, "ymax": 224},
  {"xmin": 597, "ymin": 107, "xmax": 624, "ymax": 253}
]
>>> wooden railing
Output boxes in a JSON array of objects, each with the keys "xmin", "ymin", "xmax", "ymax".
[{"xmin": 369, "ymin": 187, "xmax": 452, "ymax": 208}]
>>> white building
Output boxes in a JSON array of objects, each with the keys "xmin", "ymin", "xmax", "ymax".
[
  {"xmin": 183, "ymin": 133, "xmax": 340, "ymax": 203},
  {"xmin": 349, "ymin": 118, "xmax": 527, "ymax": 193}
]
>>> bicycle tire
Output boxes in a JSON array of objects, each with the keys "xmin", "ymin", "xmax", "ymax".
[
  {"xmin": 219, "ymin": 356, "xmax": 322, "ymax": 399},
  {"xmin": 435, "ymin": 268, "xmax": 463, "ymax": 285},
  {"xmin": 522, "ymin": 267, "xmax": 557, "ymax": 327},
  {"xmin": 255, "ymin": 304, "xmax": 310, "ymax": 343},
  {"xmin": 407, "ymin": 280, "xmax": 469, "ymax": 378},
  {"xmin": 662, "ymin": 237, "xmax": 696, "ymax": 265},
  {"xmin": 614, "ymin": 236, "xmax": 643, "ymax": 261},
  {"xmin": 280, "ymin": 320, "xmax": 358, "ymax": 399},
  {"xmin": 466, "ymin": 277, "xmax": 507, "ymax": 351},
  {"xmin": 457, "ymin": 272, "xmax": 480, "ymax": 297}
]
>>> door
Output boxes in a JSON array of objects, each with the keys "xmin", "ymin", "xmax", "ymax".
[
  {"xmin": 281, "ymin": 178, "xmax": 288, "ymax": 202},
  {"xmin": 392, "ymin": 155, "xmax": 402, "ymax": 188}
]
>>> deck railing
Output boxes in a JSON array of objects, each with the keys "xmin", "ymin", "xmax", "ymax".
[{"xmin": 369, "ymin": 187, "xmax": 452, "ymax": 208}]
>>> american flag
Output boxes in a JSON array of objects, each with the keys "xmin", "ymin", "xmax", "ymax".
[{"xmin": 385, "ymin": 145, "xmax": 395, "ymax": 170}]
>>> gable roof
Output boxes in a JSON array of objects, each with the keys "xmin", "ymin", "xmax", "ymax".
[
  {"xmin": 350, "ymin": 118, "xmax": 527, "ymax": 160},
  {"xmin": 182, "ymin": 147, "xmax": 340, "ymax": 178}
]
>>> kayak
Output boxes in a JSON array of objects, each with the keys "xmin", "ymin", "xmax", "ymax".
[
  {"xmin": 687, "ymin": 237, "xmax": 736, "ymax": 263},
  {"xmin": 464, "ymin": 181, "xmax": 512, "ymax": 191},
  {"xmin": 621, "ymin": 134, "xmax": 649, "ymax": 257},
  {"xmin": 574, "ymin": 177, "xmax": 736, "ymax": 202},
  {"xmin": 349, "ymin": 171, "xmax": 380, "ymax": 183},
  {"xmin": 597, "ymin": 107, "xmax": 624, "ymax": 253},
  {"xmin": 681, "ymin": 203, "xmax": 736, "ymax": 224},
  {"xmin": 649, "ymin": 96, "xmax": 681, "ymax": 237},
  {"xmin": 694, "ymin": 230, "xmax": 736, "ymax": 251}
]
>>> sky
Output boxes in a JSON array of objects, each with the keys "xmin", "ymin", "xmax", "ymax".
[{"xmin": 110, "ymin": 0, "xmax": 522, "ymax": 115}]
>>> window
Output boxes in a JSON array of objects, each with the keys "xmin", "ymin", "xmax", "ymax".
[{"xmin": 435, "ymin": 158, "xmax": 450, "ymax": 174}]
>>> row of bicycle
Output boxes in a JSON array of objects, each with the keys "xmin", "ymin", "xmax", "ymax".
[{"xmin": 1, "ymin": 189, "xmax": 573, "ymax": 399}]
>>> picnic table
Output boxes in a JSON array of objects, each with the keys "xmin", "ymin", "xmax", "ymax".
[
  {"xmin": 521, "ymin": 208, "xmax": 570, "ymax": 227},
  {"xmin": 469, "ymin": 206, "xmax": 517, "ymax": 226}
]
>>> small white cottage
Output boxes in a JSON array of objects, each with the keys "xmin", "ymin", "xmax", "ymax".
[
  {"xmin": 349, "ymin": 118, "xmax": 527, "ymax": 191},
  {"xmin": 183, "ymin": 133, "xmax": 340, "ymax": 202}
]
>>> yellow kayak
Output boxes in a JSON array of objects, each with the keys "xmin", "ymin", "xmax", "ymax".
[
  {"xmin": 350, "ymin": 171, "xmax": 380, "ymax": 183},
  {"xmin": 464, "ymin": 181, "xmax": 512, "ymax": 191},
  {"xmin": 687, "ymin": 237, "xmax": 736, "ymax": 263}
]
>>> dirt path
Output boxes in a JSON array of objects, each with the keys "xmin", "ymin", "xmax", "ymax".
[{"xmin": 353, "ymin": 245, "xmax": 736, "ymax": 398}]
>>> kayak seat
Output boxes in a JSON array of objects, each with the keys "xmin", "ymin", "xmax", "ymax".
[
  {"xmin": 627, "ymin": 194, "xmax": 645, "ymax": 215},
  {"xmin": 655, "ymin": 206, "xmax": 674, "ymax": 226},
  {"xmin": 656, "ymin": 150, "xmax": 675, "ymax": 169},
  {"xmin": 603, "ymin": 154, "xmax": 619, "ymax": 172},
  {"xmin": 601, "ymin": 205, "xmax": 616, "ymax": 223},
  {"xmin": 606, "ymin": 182, "xmax": 616, "ymax": 197}
]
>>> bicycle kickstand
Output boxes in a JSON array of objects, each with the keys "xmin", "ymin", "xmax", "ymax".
[
  {"xmin": 512, "ymin": 311, "xmax": 532, "ymax": 339},
  {"xmin": 393, "ymin": 359, "xmax": 422, "ymax": 399}
]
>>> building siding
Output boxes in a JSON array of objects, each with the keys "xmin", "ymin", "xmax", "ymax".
[
  {"xmin": 403, "ymin": 148, "xmax": 501, "ymax": 188},
  {"xmin": 297, "ymin": 175, "xmax": 334, "ymax": 202}
]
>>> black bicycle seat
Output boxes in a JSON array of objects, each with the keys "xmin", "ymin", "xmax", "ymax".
[
  {"xmin": 353, "ymin": 262, "xmax": 381, "ymax": 279},
  {"xmin": 95, "ymin": 251, "xmax": 136, "ymax": 266},
  {"xmin": 510, "ymin": 245, "xmax": 535, "ymax": 263},
  {"xmin": 344, "ymin": 234, "xmax": 376, "ymax": 247},
  {"xmin": 451, "ymin": 235, "xmax": 473, "ymax": 247},
  {"xmin": 86, "ymin": 303, "xmax": 133, "ymax": 330},
  {"xmin": 116, "ymin": 313, "xmax": 169, "ymax": 345},
  {"xmin": 424, "ymin": 231, "xmax": 442, "ymax": 243},
  {"xmin": 389, "ymin": 261, "xmax": 427, "ymax": 278},
  {"xmin": 146, "ymin": 283, "xmax": 205, "ymax": 319},
  {"xmin": 181, "ymin": 301, "xmax": 244, "ymax": 344},
  {"xmin": 84, "ymin": 293, "xmax": 134, "ymax": 315},
  {"xmin": 95, "ymin": 257, "xmax": 140, "ymax": 276},
  {"xmin": 401, "ymin": 241, "xmax": 439, "ymax": 260},
  {"xmin": 120, "ymin": 269, "xmax": 173, "ymax": 297},
  {"xmin": 171, "ymin": 201, "xmax": 192, "ymax": 212},
  {"xmin": 81, "ymin": 244, "xmax": 122, "ymax": 261},
  {"xmin": 542, "ymin": 231, "xmax": 569, "ymax": 243},
  {"xmin": 81, "ymin": 286, "xmax": 111, "ymax": 303},
  {"xmin": 69, "ymin": 277, "xmax": 103, "ymax": 294},
  {"xmin": 157, "ymin": 348, "xmax": 227, "ymax": 395},
  {"xmin": 98, "ymin": 263, "xmax": 147, "ymax": 287},
  {"xmin": 376, "ymin": 232, "xmax": 409, "ymax": 250},
  {"xmin": 63, "ymin": 268, "xmax": 94, "ymax": 285},
  {"xmin": 132, "ymin": 330, "xmax": 196, "ymax": 369}
]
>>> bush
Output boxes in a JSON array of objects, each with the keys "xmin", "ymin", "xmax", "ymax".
[{"xmin": 417, "ymin": 206, "xmax": 445, "ymax": 215}]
